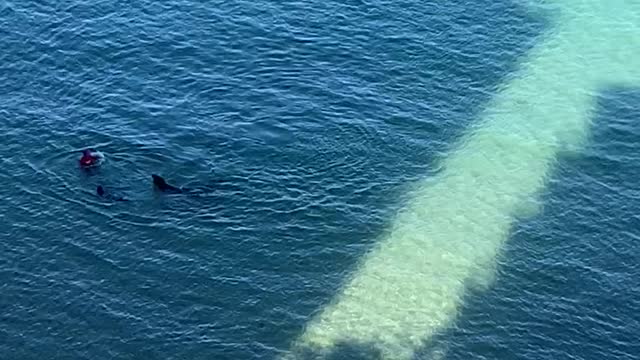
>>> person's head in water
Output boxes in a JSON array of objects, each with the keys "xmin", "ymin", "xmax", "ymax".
[
  {"xmin": 80, "ymin": 149, "xmax": 100, "ymax": 167},
  {"xmin": 97, "ymin": 185, "xmax": 105, "ymax": 196}
]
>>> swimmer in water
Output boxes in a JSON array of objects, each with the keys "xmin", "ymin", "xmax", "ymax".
[{"xmin": 79, "ymin": 149, "xmax": 101, "ymax": 167}]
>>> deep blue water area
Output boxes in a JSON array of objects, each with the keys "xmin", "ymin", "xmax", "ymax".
[{"xmin": 1, "ymin": 1, "xmax": 638, "ymax": 359}]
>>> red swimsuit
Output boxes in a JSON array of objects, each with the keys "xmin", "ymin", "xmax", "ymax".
[{"xmin": 80, "ymin": 150, "xmax": 99, "ymax": 167}]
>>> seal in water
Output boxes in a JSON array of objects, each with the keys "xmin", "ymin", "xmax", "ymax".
[
  {"xmin": 96, "ymin": 185, "xmax": 127, "ymax": 201},
  {"xmin": 152, "ymin": 174, "xmax": 184, "ymax": 194}
]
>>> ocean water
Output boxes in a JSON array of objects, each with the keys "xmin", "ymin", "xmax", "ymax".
[{"xmin": 1, "ymin": 0, "xmax": 639, "ymax": 359}]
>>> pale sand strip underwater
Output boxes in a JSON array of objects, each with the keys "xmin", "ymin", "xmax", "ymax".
[{"xmin": 284, "ymin": 1, "xmax": 640, "ymax": 358}]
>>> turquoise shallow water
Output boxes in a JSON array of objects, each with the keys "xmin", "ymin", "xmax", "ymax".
[{"xmin": 1, "ymin": 1, "xmax": 639, "ymax": 359}]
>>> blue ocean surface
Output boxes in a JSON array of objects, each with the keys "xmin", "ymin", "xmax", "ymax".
[{"xmin": 1, "ymin": 0, "xmax": 639, "ymax": 359}]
